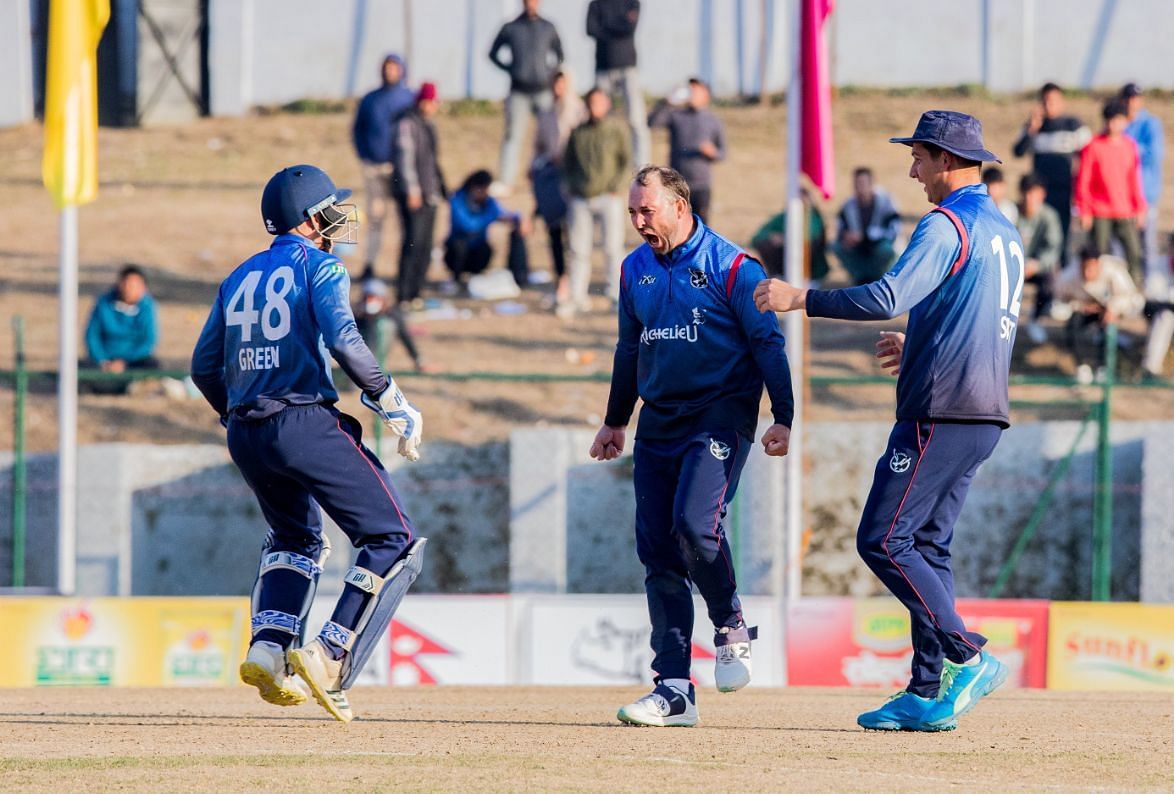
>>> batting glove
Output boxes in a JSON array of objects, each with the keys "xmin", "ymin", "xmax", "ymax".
[{"xmin": 361, "ymin": 381, "xmax": 423, "ymax": 462}]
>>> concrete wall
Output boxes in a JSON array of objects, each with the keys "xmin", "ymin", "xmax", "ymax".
[
  {"xmin": 7, "ymin": 1, "xmax": 1171, "ymax": 127},
  {"xmin": 204, "ymin": 0, "xmax": 1174, "ymax": 116},
  {"xmin": 1, "ymin": 420, "xmax": 1170, "ymax": 602},
  {"xmin": 0, "ymin": 439, "xmax": 508, "ymax": 596},
  {"xmin": 0, "ymin": 0, "xmax": 35, "ymax": 128},
  {"xmin": 508, "ymin": 420, "xmax": 1172, "ymax": 603}
]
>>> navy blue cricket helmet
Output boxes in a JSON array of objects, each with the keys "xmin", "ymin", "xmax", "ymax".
[{"xmin": 261, "ymin": 164, "xmax": 354, "ymax": 235}]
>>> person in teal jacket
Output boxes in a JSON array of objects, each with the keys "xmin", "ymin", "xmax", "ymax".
[{"xmin": 85, "ymin": 265, "xmax": 159, "ymax": 372}]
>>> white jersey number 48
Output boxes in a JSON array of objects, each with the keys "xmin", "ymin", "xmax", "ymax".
[{"xmin": 225, "ymin": 267, "xmax": 294, "ymax": 342}]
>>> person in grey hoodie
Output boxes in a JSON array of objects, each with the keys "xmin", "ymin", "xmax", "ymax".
[
  {"xmin": 489, "ymin": 0, "xmax": 564, "ymax": 191},
  {"xmin": 648, "ymin": 78, "xmax": 726, "ymax": 223}
]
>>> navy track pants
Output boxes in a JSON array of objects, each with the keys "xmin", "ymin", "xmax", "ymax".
[
  {"xmin": 228, "ymin": 404, "xmax": 414, "ymax": 646},
  {"xmin": 633, "ymin": 429, "xmax": 749, "ymax": 681},
  {"xmin": 856, "ymin": 420, "xmax": 1001, "ymax": 697}
]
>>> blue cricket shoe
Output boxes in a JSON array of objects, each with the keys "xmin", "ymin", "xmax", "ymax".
[
  {"xmin": 857, "ymin": 691, "xmax": 956, "ymax": 732},
  {"xmin": 617, "ymin": 681, "xmax": 698, "ymax": 727},
  {"xmin": 922, "ymin": 650, "xmax": 1009, "ymax": 729}
]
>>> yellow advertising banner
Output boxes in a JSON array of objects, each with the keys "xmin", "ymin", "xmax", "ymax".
[
  {"xmin": 0, "ymin": 598, "xmax": 250, "ymax": 687},
  {"xmin": 1048, "ymin": 602, "xmax": 1174, "ymax": 691}
]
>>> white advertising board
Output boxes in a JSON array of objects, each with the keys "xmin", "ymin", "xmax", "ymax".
[
  {"xmin": 389, "ymin": 595, "xmax": 511, "ymax": 685},
  {"xmin": 516, "ymin": 595, "xmax": 782, "ymax": 687}
]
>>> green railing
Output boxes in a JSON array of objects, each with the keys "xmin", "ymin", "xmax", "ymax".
[{"xmin": 2, "ymin": 320, "xmax": 1161, "ymax": 596}]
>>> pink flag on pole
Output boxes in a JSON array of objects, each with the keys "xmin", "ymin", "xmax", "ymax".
[{"xmin": 801, "ymin": 0, "xmax": 835, "ymax": 199}]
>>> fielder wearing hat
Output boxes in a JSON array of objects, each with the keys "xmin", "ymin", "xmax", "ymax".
[{"xmin": 756, "ymin": 110, "xmax": 1023, "ymax": 732}]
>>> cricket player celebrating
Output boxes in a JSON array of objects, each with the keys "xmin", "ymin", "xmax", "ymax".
[
  {"xmin": 755, "ymin": 111, "xmax": 1021, "ymax": 731},
  {"xmin": 191, "ymin": 165, "xmax": 427, "ymax": 722},
  {"xmin": 592, "ymin": 165, "xmax": 794, "ymax": 727}
]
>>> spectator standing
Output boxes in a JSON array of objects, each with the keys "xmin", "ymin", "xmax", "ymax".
[
  {"xmin": 647, "ymin": 78, "xmax": 725, "ymax": 222},
  {"xmin": 85, "ymin": 265, "xmax": 159, "ymax": 373},
  {"xmin": 444, "ymin": 169, "xmax": 528, "ymax": 287},
  {"xmin": 1121, "ymin": 83, "xmax": 1165, "ymax": 278},
  {"xmin": 750, "ymin": 189, "xmax": 829, "ymax": 283},
  {"xmin": 391, "ymin": 82, "xmax": 447, "ymax": 308},
  {"xmin": 1075, "ymin": 99, "xmax": 1146, "ymax": 284},
  {"xmin": 530, "ymin": 68, "xmax": 587, "ymax": 305},
  {"xmin": 587, "ymin": 0, "xmax": 650, "ymax": 167},
  {"xmin": 1016, "ymin": 174, "xmax": 1065, "ymax": 343},
  {"xmin": 1055, "ymin": 244, "xmax": 1144, "ymax": 384},
  {"xmin": 489, "ymin": 0, "xmax": 564, "ymax": 192},
  {"xmin": 1013, "ymin": 82, "xmax": 1092, "ymax": 252},
  {"xmin": 982, "ymin": 167, "xmax": 1018, "ymax": 224},
  {"xmin": 832, "ymin": 167, "xmax": 902, "ymax": 285},
  {"xmin": 352, "ymin": 54, "xmax": 414, "ymax": 281},
  {"xmin": 561, "ymin": 88, "xmax": 632, "ymax": 318}
]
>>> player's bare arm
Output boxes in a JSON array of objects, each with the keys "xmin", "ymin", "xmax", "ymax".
[{"xmin": 753, "ymin": 278, "xmax": 809, "ymax": 313}]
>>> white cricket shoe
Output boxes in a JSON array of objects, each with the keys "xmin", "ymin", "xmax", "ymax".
[
  {"xmin": 714, "ymin": 624, "xmax": 757, "ymax": 693},
  {"xmin": 239, "ymin": 641, "xmax": 308, "ymax": 707},
  {"xmin": 288, "ymin": 639, "xmax": 354, "ymax": 723},
  {"xmin": 617, "ymin": 681, "xmax": 698, "ymax": 727}
]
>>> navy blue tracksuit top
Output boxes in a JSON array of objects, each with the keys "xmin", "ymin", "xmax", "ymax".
[{"xmin": 605, "ymin": 217, "xmax": 794, "ymax": 441}]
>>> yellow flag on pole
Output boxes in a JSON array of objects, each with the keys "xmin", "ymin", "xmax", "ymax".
[{"xmin": 42, "ymin": 0, "xmax": 111, "ymax": 209}]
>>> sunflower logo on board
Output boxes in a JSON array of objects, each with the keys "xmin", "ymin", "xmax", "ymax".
[{"xmin": 36, "ymin": 605, "xmax": 115, "ymax": 686}]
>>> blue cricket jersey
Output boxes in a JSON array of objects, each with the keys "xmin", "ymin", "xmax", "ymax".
[
  {"xmin": 191, "ymin": 234, "xmax": 389, "ymax": 420},
  {"xmin": 806, "ymin": 183, "xmax": 1023, "ymax": 427},
  {"xmin": 605, "ymin": 217, "xmax": 794, "ymax": 440}
]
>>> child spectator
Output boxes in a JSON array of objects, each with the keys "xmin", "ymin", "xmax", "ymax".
[{"xmin": 353, "ymin": 277, "xmax": 432, "ymax": 373}]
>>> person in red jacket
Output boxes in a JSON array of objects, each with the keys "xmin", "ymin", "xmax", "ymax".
[{"xmin": 1075, "ymin": 99, "xmax": 1147, "ymax": 284}]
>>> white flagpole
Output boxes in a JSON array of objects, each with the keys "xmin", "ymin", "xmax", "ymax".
[
  {"xmin": 57, "ymin": 205, "xmax": 79, "ymax": 596},
  {"xmin": 781, "ymin": 0, "xmax": 804, "ymax": 604}
]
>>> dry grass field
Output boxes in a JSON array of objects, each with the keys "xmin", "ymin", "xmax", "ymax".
[
  {"xmin": 1, "ymin": 91, "xmax": 1173, "ymax": 452},
  {"xmin": 0, "ymin": 686, "xmax": 1171, "ymax": 792}
]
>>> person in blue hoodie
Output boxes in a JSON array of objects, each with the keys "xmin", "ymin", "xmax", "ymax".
[
  {"xmin": 591, "ymin": 165, "xmax": 794, "ymax": 728},
  {"xmin": 85, "ymin": 265, "xmax": 158, "ymax": 373},
  {"xmin": 444, "ymin": 169, "xmax": 528, "ymax": 289},
  {"xmin": 1121, "ymin": 83, "xmax": 1165, "ymax": 278},
  {"xmin": 352, "ymin": 54, "xmax": 414, "ymax": 281}
]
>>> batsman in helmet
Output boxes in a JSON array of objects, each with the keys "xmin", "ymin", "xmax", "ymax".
[{"xmin": 191, "ymin": 164, "xmax": 427, "ymax": 722}]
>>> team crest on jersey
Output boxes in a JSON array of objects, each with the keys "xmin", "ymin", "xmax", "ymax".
[
  {"xmin": 688, "ymin": 268, "xmax": 709, "ymax": 288},
  {"xmin": 889, "ymin": 450, "xmax": 913, "ymax": 473},
  {"xmin": 710, "ymin": 438, "xmax": 731, "ymax": 460},
  {"xmin": 639, "ymin": 274, "xmax": 656, "ymax": 285}
]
